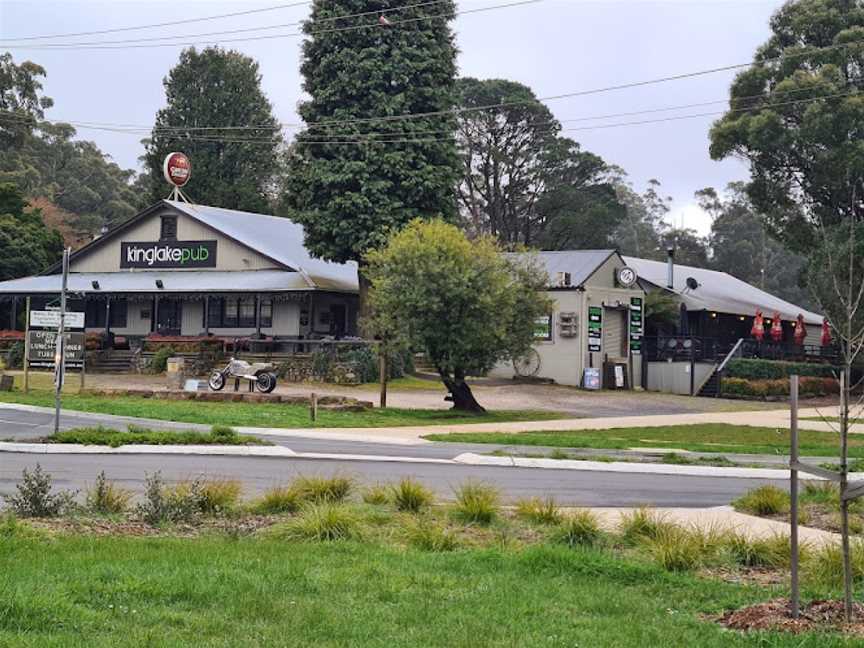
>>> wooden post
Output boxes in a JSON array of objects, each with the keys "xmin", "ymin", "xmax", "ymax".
[
  {"xmin": 255, "ymin": 294, "xmax": 261, "ymax": 337},
  {"xmin": 23, "ymin": 296, "xmax": 30, "ymax": 393},
  {"xmin": 204, "ymin": 296, "xmax": 210, "ymax": 335},
  {"xmin": 310, "ymin": 392, "xmax": 318, "ymax": 422},
  {"xmin": 840, "ymin": 368, "xmax": 854, "ymax": 621},
  {"xmin": 379, "ymin": 346, "xmax": 388, "ymax": 409},
  {"xmin": 790, "ymin": 374, "xmax": 800, "ymax": 619}
]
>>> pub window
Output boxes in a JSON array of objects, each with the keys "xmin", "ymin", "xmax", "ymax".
[
  {"xmin": 207, "ymin": 298, "xmax": 224, "ymax": 328},
  {"xmin": 109, "ymin": 299, "xmax": 128, "ymax": 328},
  {"xmin": 260, "ymin": 299, "xmax": 273, "ymax": 328},
  {"xmin": 160, "ymin": 215, "xmax": 178, "ymax": 241},
  {"xmin": 534, "ymin": 314, "xmax": 553, "ymax": 341},
  {"xmin": 238, "ymin": 298, "xmax": 256, "ymax": 328},
  {"xmin": 223, "ymin": 298, "xmax": 239, "ymax": 328},
  {"xmin": 85, "ymin": 301, "xmax": 106, "ymax": 328}
]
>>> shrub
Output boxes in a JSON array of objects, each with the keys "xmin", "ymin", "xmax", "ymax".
[
  {"xmin": 619, "ymin": 507, "xmax": 671, "ymax": 544},
  {"xmin": 198, "ymin": 479, "xmax": 241, "ymax": 514},
  {"xmin": 361, "ymin": 483, "xmax": 390, "ymax": 505},
  {"xmin": 136, "ymin": 472, "xmax": 223, "ymax": 524},
  {"xmin": 800, "ymin": 481, "xmax": 839, "ymax": 506},
  {"xmin": 725, "ymin": 358, "xmax": 836, "ymax": 381},
  {"xmin": 733, "ymin": 485, "xmax": 790, "ymax": 516},
  {"xmin": 292, "ymin": 475, "xmax": 353, "ymax": 503},
  {"xmin": 3, "ymin": 464, "xmax": 77, "ymax": 517},
  {"xmin": 5, "ymin": 341, "xmax": 24, "ymax": 370},
  {"xmin": 281, "ymin": 503, "xmax": 362, "ymax": 542},
  {"xmin": 210, "ymin": 426, "xmax": 239, "ymax": 443},
  {"xmin": 453, "ymin": 482, "xmax": 499, "ymax": 525},
  {"xmin": 722, "ymin": 376, "xmax": 839, "ymax": 399},
  {"xmin": 723, "ymin": 532, "xmax": 800, "ymax": 568},
  {"xmin": 148, "ymin": 346, "xmax": 175, "ymax": 374},
  {"xmin": 86, "ymin": 471, "xmax": 132, "ymax": 514},
  {"xmin": 806, "ymin": 539, "xmax": 864, "ymax": 589},
  {"xmin": 251, "ymin": 486, "xmax": 301, "ymax": 514},
  {"xmin": 645, "ymin": 524, "xmax": 705, "ymax": 572},
  {"xmin": 343, "ymin": 345, "xmax": 413, "ymax": 383},
  {"xmin": 552, "ymin": 509, "xmax": 603, "ymax": 548},
  {"xmin": 405, "ymin": 517, "xmax": 459, "ymax": 552},
  {"xmin": 515, "ymin": 497, "xmax": 562, "ymax": 525},
  {"xmin": 390, "ymin": 478, "xmax": 434, "ymax": 513}
]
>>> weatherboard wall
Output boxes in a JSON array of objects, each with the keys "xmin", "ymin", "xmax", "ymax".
[{"xmin": 71, "ymin": 208, "xmax": 281, "ymax": 274}]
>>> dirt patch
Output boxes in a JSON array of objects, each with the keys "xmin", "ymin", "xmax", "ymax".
[
  {"xmin": 25, "ymin": 515, "xmax": 280, "ymax": 538},
  {"xmin": 716, "ymin": 598, "xmax": 864, "ymax": 636}
]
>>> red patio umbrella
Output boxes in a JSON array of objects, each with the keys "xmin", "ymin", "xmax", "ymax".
[
  {"xmin": 793, "ymin": 314, "xmax": 807, "ymax": 345},
  {"xmin": 821, "ymin": 318, "xmax": 832, "ymax": 347},
  {"xmin": 751, "ymin": 310, "xmax": 765, "ymax": 342},
  {"xmin": 770, "ymin": 311, "xmax": 783, "ymax": 343}
]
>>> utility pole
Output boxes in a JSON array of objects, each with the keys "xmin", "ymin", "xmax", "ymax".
[{"xmin": 53, "ymin": 247, "xmax": 70, "ymax": 435}]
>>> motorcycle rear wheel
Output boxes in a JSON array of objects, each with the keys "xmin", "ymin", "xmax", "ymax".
[{"xmin": 256, "ymin": 372, "xmax": 277, "ymax": 394}]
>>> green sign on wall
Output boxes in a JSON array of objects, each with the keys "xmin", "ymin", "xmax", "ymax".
[
  {"xmin": 629, "ymin": 297, "xmax": 643, "ymax": 355},
  {"xmin": 588, "ymin": 306, "xmax": 602, "ymax": 353}
]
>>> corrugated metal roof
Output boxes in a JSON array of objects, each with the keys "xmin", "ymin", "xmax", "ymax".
[
  {"xmin": 166, "ymin": 201, "xmax": 358, "ymax": 291},
  {"xmin": 0, "ymin": 270, "xmax": 320, "ymax": 295},
  {"xmin": 508, "ymin": 250, "xmax": 616, "ymax": 287},
  {"xmin": 623, "ymin": 256, "xmax": 822, "ymax": 324}
]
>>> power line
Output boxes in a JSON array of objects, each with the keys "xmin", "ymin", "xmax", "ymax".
[
  {"xmin": 0, "ymin": 2, "xmax": 311, "ymax": 43},
  {"xmin": 0, "ymin": 0, "xmax": 451, "ymax": 48},
  {"xmin": 1, "ymin": 0, "xmax": 538, "ymax": 51},
  {"xmin": 2, "ymin": 88, "xmax": 852, "ymax": 146}
]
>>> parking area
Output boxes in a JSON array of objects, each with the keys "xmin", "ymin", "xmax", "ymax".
[{"xmin": 39, "ymin": 372, "xmax": 785, "ymax": 418}]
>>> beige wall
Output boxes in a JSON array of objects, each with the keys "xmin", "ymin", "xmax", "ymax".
[
  {"xmin": 489, "ymin": 252, "xmax": 645, "ymax": 388},
  {"xmin": 72, "ymin": 208, "xmax": 281, "ymax": 273},
  {"xmin": 179, "ymin": 300, "xmax": 300, "ymax": 337}
]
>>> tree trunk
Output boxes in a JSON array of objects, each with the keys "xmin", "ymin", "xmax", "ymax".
[{"xmin": 441, "ymin": 370, "xmax": 486, "ymax": 413}]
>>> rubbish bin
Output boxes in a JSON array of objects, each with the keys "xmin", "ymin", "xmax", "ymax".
[{"xmin": 603, "ymin": 361, "xmax": 628, "ymax": 390}]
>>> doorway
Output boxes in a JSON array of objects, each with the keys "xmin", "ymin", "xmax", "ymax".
[{"xmin": 155, "ymin": 299, "xmax": 182, "ymax": 335}]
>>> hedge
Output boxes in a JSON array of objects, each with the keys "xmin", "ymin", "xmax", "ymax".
[
  {"xmin": 722, "ymin": 376, "xmax": 839, "ymax": 399},
  {"xmin": 724, "ymin": 358, "xmax": 836, "ymax": 380}
]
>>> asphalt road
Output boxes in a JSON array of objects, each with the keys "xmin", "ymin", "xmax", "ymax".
[
  {"xmin": 0, "ymin": 452, "xmax": 784, "ymax": 506},
  {"xmin": 0, "ymin": 405, "xmax": 789, "ymax": 507}
]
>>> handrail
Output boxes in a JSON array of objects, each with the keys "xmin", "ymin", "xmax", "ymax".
[{"xmin": 716, "ymin": 338, "xmax": 745, "ymax": 374}]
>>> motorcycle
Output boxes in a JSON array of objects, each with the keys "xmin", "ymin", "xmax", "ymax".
[{"xmin": 208, "ymin": 357, "xmax": 278, "ymax": 393}]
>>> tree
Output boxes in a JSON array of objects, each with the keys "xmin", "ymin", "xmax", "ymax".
[
  {"xmin": 142, "ymin": 47, "xmax": 281, "ymax": 211},
  {"xmin": 612, "ymin": 179, "xmax": 671, "ymax": 260},
  {"xmin": 703, "ymin": 183, "xmax": 813, "ymax": 308},
  {"xmin": 456, "ymin": 77, "xmax": 624, "ymax": 249},
  {"xmin": 0, "ymin": 52, "xmax": 52, "ymax": 148},
  {"xmin": 0, "ymin": 183, "xmax": 63, "ymax": 281},
  {"xmin": 0, "ymin": 54, "xmax": 138, "ymax": 239},
  {"xmin": 365, "ymin": 219, "xmax": 551, "ymax": 412},
  {"xmin": 281, "ymin": 0, "xmax": 460, "ymax": 316},
  {"xmin": 708, "ymin": 0, "xmax": 864, "ymax": 253}
]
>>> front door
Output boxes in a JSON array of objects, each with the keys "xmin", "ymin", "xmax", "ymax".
[{"xmin": 156, "ymin": 299, "xmax": 182, "ymax": 335}]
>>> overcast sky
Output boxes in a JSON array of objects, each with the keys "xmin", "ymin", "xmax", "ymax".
[{"xmin": 0, "ymin": 0, "xmax": 785, "ymax": 235}]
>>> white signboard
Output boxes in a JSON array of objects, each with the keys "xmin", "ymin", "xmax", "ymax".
[{"xmin": 30, "ymin": 310, "xmax": 85, "ymax": 329}]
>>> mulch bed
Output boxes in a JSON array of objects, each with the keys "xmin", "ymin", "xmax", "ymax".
[
  {"xmin": 26, "ymin": 515, "xmax": 279, "ymax": 538},
  {"xmin": 716, "ymin": 598, "xmax": 864, "ymax": 636}
]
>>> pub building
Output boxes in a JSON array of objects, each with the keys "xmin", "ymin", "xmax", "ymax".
[{"xmin": 0, "ymin": 199, "xmax": 360, "ymax": 356}]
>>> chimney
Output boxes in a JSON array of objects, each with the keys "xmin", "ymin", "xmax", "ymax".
[{"xmin": 666, "ymin": 246, "xmax": 675, "ymax": 289}]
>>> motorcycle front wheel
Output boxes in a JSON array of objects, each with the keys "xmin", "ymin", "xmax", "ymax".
[
  {"xmin": 256, "ymin": 372, "xmax": 277, "ymax": 394},
  {"xmin": 208, "ymin": 371, "xmax": 226, "ymax": 391}
]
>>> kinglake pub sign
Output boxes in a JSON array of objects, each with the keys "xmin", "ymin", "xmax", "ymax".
[{"xmin": 121, "ymin": 240, "xmax": 217, "ymax": 269}]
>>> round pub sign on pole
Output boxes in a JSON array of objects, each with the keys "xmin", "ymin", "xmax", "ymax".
[{"xmin": 163, "ymin": 152, "xmax": 191, "ymax": 200}]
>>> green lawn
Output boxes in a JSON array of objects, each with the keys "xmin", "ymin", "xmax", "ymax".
[
  {"xmin": 425, "ymin": 423, "xmax": 857, "ymax": 458},
  {"xmin": 0, "ymin": 533, "xmax": 844, "ymax": 647},
  {"xmin": 0, "ymin": 390, "xmax": 562, "ymax": 429}
]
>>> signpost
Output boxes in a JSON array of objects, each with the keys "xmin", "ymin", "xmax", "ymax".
[{"xmin": 53, "ymin": 248, "xmax": 70, "ymax": 434}]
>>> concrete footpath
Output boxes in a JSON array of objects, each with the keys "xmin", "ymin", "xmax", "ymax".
[{"xmin": 591, "ymin": 506, "xmax": 839, "ymax": 547}]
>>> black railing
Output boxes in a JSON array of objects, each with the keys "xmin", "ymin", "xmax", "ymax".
[{"xmin": 644, "ymin": 335, "xmax": 840, "ymax": 365}]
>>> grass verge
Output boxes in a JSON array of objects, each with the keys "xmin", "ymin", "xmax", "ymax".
[
  {"xmin": 0, "ymin": 531, "xmax": 850, "ymax": 647},
  {"xmin": 0, "ymin": 389, "xmax": 563, "ymax": 429},
  {"xmin": 425, "ymin": 423, "xmax": 862, "ymax": 458},
  {"xmin": 44, "ymin": 425, "xmax": 269, "ymax": 447}
]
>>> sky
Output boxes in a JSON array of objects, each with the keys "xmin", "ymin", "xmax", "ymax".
[{"xmin": 0, "ymin": 0, "xmax": 785, "ymax": 236}]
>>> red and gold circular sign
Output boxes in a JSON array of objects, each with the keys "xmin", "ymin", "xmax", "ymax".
[{"xmin": 163, "ymin": 152, "xmax": 191, "ymax": 187}]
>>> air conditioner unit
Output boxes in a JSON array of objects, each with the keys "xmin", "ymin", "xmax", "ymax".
[{"xmin": 556, "ymin": 271, "xmax": 572, "ymax": 287}]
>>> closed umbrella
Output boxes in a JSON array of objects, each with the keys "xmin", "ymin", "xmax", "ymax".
[
  {"xmin": 821, "ymin": 318, "xmax": 832, "ymax": 346},
  {"xmin": 751, "ymin": 310, "xmax": 765, "ymax": 342},
  {"xmin": 793, "ymin": 314, "xmax": 807, "ymax": 345},
  {"xmin": 770, "ymin": 311, "xmax": 783, "ymax": 343}
]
